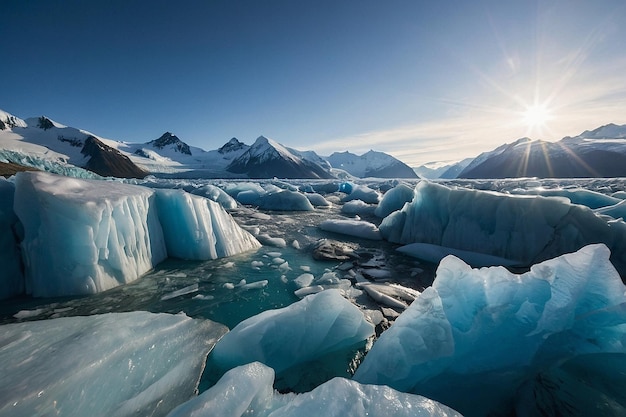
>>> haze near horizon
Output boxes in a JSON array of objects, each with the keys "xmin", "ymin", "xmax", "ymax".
[{"xmin": 1, "ymin": 0, "xmax": 625, "ymax": 166}]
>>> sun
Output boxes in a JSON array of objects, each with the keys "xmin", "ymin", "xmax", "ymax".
[{"xmin": 522, "ymin": 103, "xmax": 552, "ymax": 132}]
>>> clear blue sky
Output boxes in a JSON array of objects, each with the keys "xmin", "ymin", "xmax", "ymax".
[{"xmin": 2, "ymin": 0, "xmax": 625, "ymax": 166}]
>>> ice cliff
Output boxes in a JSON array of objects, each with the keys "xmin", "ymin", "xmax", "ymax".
[
  {"xmin": 4, "ymin": 171, "xmax": 260, "ymax": 298},
  {"xmin": 380, "ymin": 181, "xmax": 626, "ymax": 275}
]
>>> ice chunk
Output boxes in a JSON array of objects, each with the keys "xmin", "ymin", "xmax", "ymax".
[
  {"xmin": 0, "ymin": 178, "xmax": 23, "ymax": 299},
  {"xmin": 293, "ymin": 273, "xmax": 315, "ymax": 288},
  {"xmin": 304, "ymin": 192, "xmax": 332, "ymax": 208},
  {"xmin": 380, "ymin": 181, "xmax": 626, "ymax": 275},
  {"xmin": 0, "ymin": 311, "xmax": 228, "ymax": 417},
  {"xmin": 354, "ymin": 244, "xmax": 626, "ymax": 416},
  {"xmin": 166, "ymin": 362, "xmax": 463, "ymax": 417},
  {"xmin": 320, "ymin": 219, "xmax": 382, "ymax": 240},
  {"xmin": 13, "ymin": 172, "xmax": 167, "ymax": 297},
  {"xmin": 512, "ymin": 187, "xmax": 622, "ymax": 209},
  {"xmin": 211, "ymin": 289, "xmax": 375, "ymax": 374},
  {"xmin": 155, "ymin": 189, "xmax": 261, "ymax": 260},
  {"xmin": 342, "ymin": 184, "xmax": 381, "ymax": 204},
  {"xmin": 189, "ymin": 184, "xmax": 238, "ymax": 209},
  {"xmin": 342, "ymin": 199, "xmax": 377, "ymax": 215},
  {"xmin": 257, "ymin": 190, "xmax": 315, "ymax": 211},
  {"xmin": 375, "ymin": 183, "xmax": 414, "ymax": 218}
]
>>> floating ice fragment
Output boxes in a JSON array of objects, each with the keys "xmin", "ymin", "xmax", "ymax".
[
  {"xmin": 320, "ymin": 219, "xmax": 382, "ymax": 240},
  {"xmin": 212, "ymin": 289, "xmax": 375, "ymax": 374},
  {"xmin": 160, "ymin": 283, "xmax": 199, "ymax": 301}
]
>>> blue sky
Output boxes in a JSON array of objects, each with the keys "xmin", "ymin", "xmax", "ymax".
[{"xmin": 2, "ymin": 0, "xmax": 625, "ymax": 166}]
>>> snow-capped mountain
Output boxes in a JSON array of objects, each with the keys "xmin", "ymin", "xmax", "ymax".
[
  {"xmin": 458, "ymin": 124, "xmax": 626, "ymax": 178},
  {"xmin": 0, "ymin": 111, "xmax": 146, "ymax": 178},
  {"xmin": 227, "ymin": 136, "xmax": 334, "ymax": 179},
  {"xmin": 147, "ymin": 132, "xmax": 192, "ymax": 155},
  {"xmin": 1, "ymin": 108, "xmax": 437, "ymax": 180},
  {"xmin": 326, "ymin": 150, "xmax": 417, "ymax": 178}
]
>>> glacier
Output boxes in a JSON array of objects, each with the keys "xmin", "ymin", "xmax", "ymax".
[
  {"xmin": 0, "ymin": 311, "xmax": 228, "ymax": 417},
  {"xmin": 353, "ymin": 244, "xmax": 626, "ymax": 416},
  {"xmin": 210, "ymin": 289, "xmax": 374, "ymax": 390},
  {"xmin": 6, "ymin": 172, "xmax": 260, "ymax": 298},
  {"xmin": 380, "ymin": 180, "xmax": 626, "ymax": 275},
  {"xmin": 166, "ymin": 362, "xmax": 462, "ymax": 417}
]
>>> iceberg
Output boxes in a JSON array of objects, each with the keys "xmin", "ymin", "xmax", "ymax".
[
  {"xmin": 256, "ymin": 190, "xmax": 315, "ymax": 211},
  {"xmin": 0, "ymin": 311, "xmax": 228, "ymax": 417},
  {"xmin": 155, "ymin": 189, "xmax": 260, "ymax": 260},
  {"xmin": 10, "ymin": 172, "xmax": 260, "ymax": 298},
  {"xmin": 354, "ymin": 244, "xmax": 626, "ymax": 416},
  {"xmin": 380, "ymin": 181, "xmax": 626, "ymax": 276},
  {"xmin": 374, "ymin": 183, "xmax": 414, "ymax": 218},
  {"xmin": 189, "ymin": 184, "xmax": 238, "ymax": 209},
  {"xmin": 211, "ymin": 289, "xmax": 374, "ymax": 380},
  {"xmin": 320, "ymin": 219, "xmax": 382, "ymax": 240},
  {"xmin": 13, "ymin": 171, "xmax": 167, "ymax": 297},
  {"xmin": 342, "ymin": 184, "xmax": 381, "ymax": 204},
  {"xmin": 166, "ymin": 362, "xmax": 463, "ymax": 417}
]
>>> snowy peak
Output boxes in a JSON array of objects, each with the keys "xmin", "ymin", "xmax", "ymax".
[
  {"xmin": 458, "ymin": 126, "xmax": 626, "ymax": 178},
  {"xmin": 218, "ymin": 138, "xmax": 249, "ymax": 154},
  {"xmin": 326, "ymin": 150, "xmax": 417, "ymax": 178},
  {"xmin": 0, "ymin": 109, "xmax": 27, "ymax": 130},
  {"xmin": 574, "ymin": 123, "xmax": 626, "ymax": 140},
  {"xmin": 227, "ymin": 136, "xmax": 334, "ymax": 179},
  {"xmin": 148, "ymin": 132, "xmax": 192, "ymax": 155}
]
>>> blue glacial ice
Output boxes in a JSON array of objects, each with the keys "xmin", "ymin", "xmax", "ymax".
[
  {"xmin": 14, "ymin": 171, "xmax": 167, "ymax": 297},
  {"xmin": 155, "ymin": 189, "xmax": 260, "ymax": 260},
  {"xmin": 353, "ymin": 244, "xmax": 626, "ymax": 416},
  {"xmin": 7, "ymin": 172, "xmax": 260, "ymax": 298},
  {"xmin": 0, "ymin": 311, "xmax": 228, "ymax": 417},
  {"xmin": 0, "ymin": 178, "xmax": 23, "ymax": 299},
  {"xmin": 374, "ymin": 182, "xmax": 414, "ymax": 218},
  {"xmin": 342, "ymin": 184, "xmax": 381, "ymax": 204},
  {"xmin": 166, "ymin": 362, "xmax": 463, "ymax": 417},
  {"xmin": 380, "ymin": 180, "xmax": 626, "ymax": 275},
  {"xmin": 510, "ymin": 186, "xmax": 622, "ymax": 209},
  {"xmin": 211, "ymin": 289, "xmax": 374, "ymax": 376}
]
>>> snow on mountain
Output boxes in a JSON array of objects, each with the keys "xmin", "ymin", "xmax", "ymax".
[
  {"xmin": 326, "ymin": 150, "xmax": 417, "ymax": 178},
  {"xmin": 459, "ymin": 126, "xmax": 626, "ymax": 178},
  {"xmin": 227, "ymin": 136, "xmax": 334, "ymax": 179},
  {"xmin": 0, "ymin": 109, "xmax": 27, "ymax": 129},
  {"xmin": 0, "ymin": 111, "xmax": 147, "ymax": 178},
  {"xmin": 148, "ymin": 132, "xmax": 192, "ymax": 155},
  {"xmin": 438, "ymin": 158, "xmax": 474, "ymax": 179},
  {"xmin": 218, "ymin": 137, "xmax": 249, "ymax": 154},
  {"xmin": 413, "ymin": 159, "xmax": 474, "ymax": 179},
  {"xmin": 575, "ymin": 123, "xmax": 626, "ymax": 140}
]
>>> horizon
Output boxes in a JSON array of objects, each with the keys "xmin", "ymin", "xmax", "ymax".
[{"xmin": 2, "ymin": 0, "xmax": 625, "ymax": 166}]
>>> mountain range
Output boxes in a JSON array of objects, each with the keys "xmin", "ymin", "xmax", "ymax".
[
  {"xmin": 414, "ymin": 123, "xmax": 626, "ymax": 179},
  {"xmin": 0, "ymin": 109, "xmax": 416, "ymax": 179}
]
